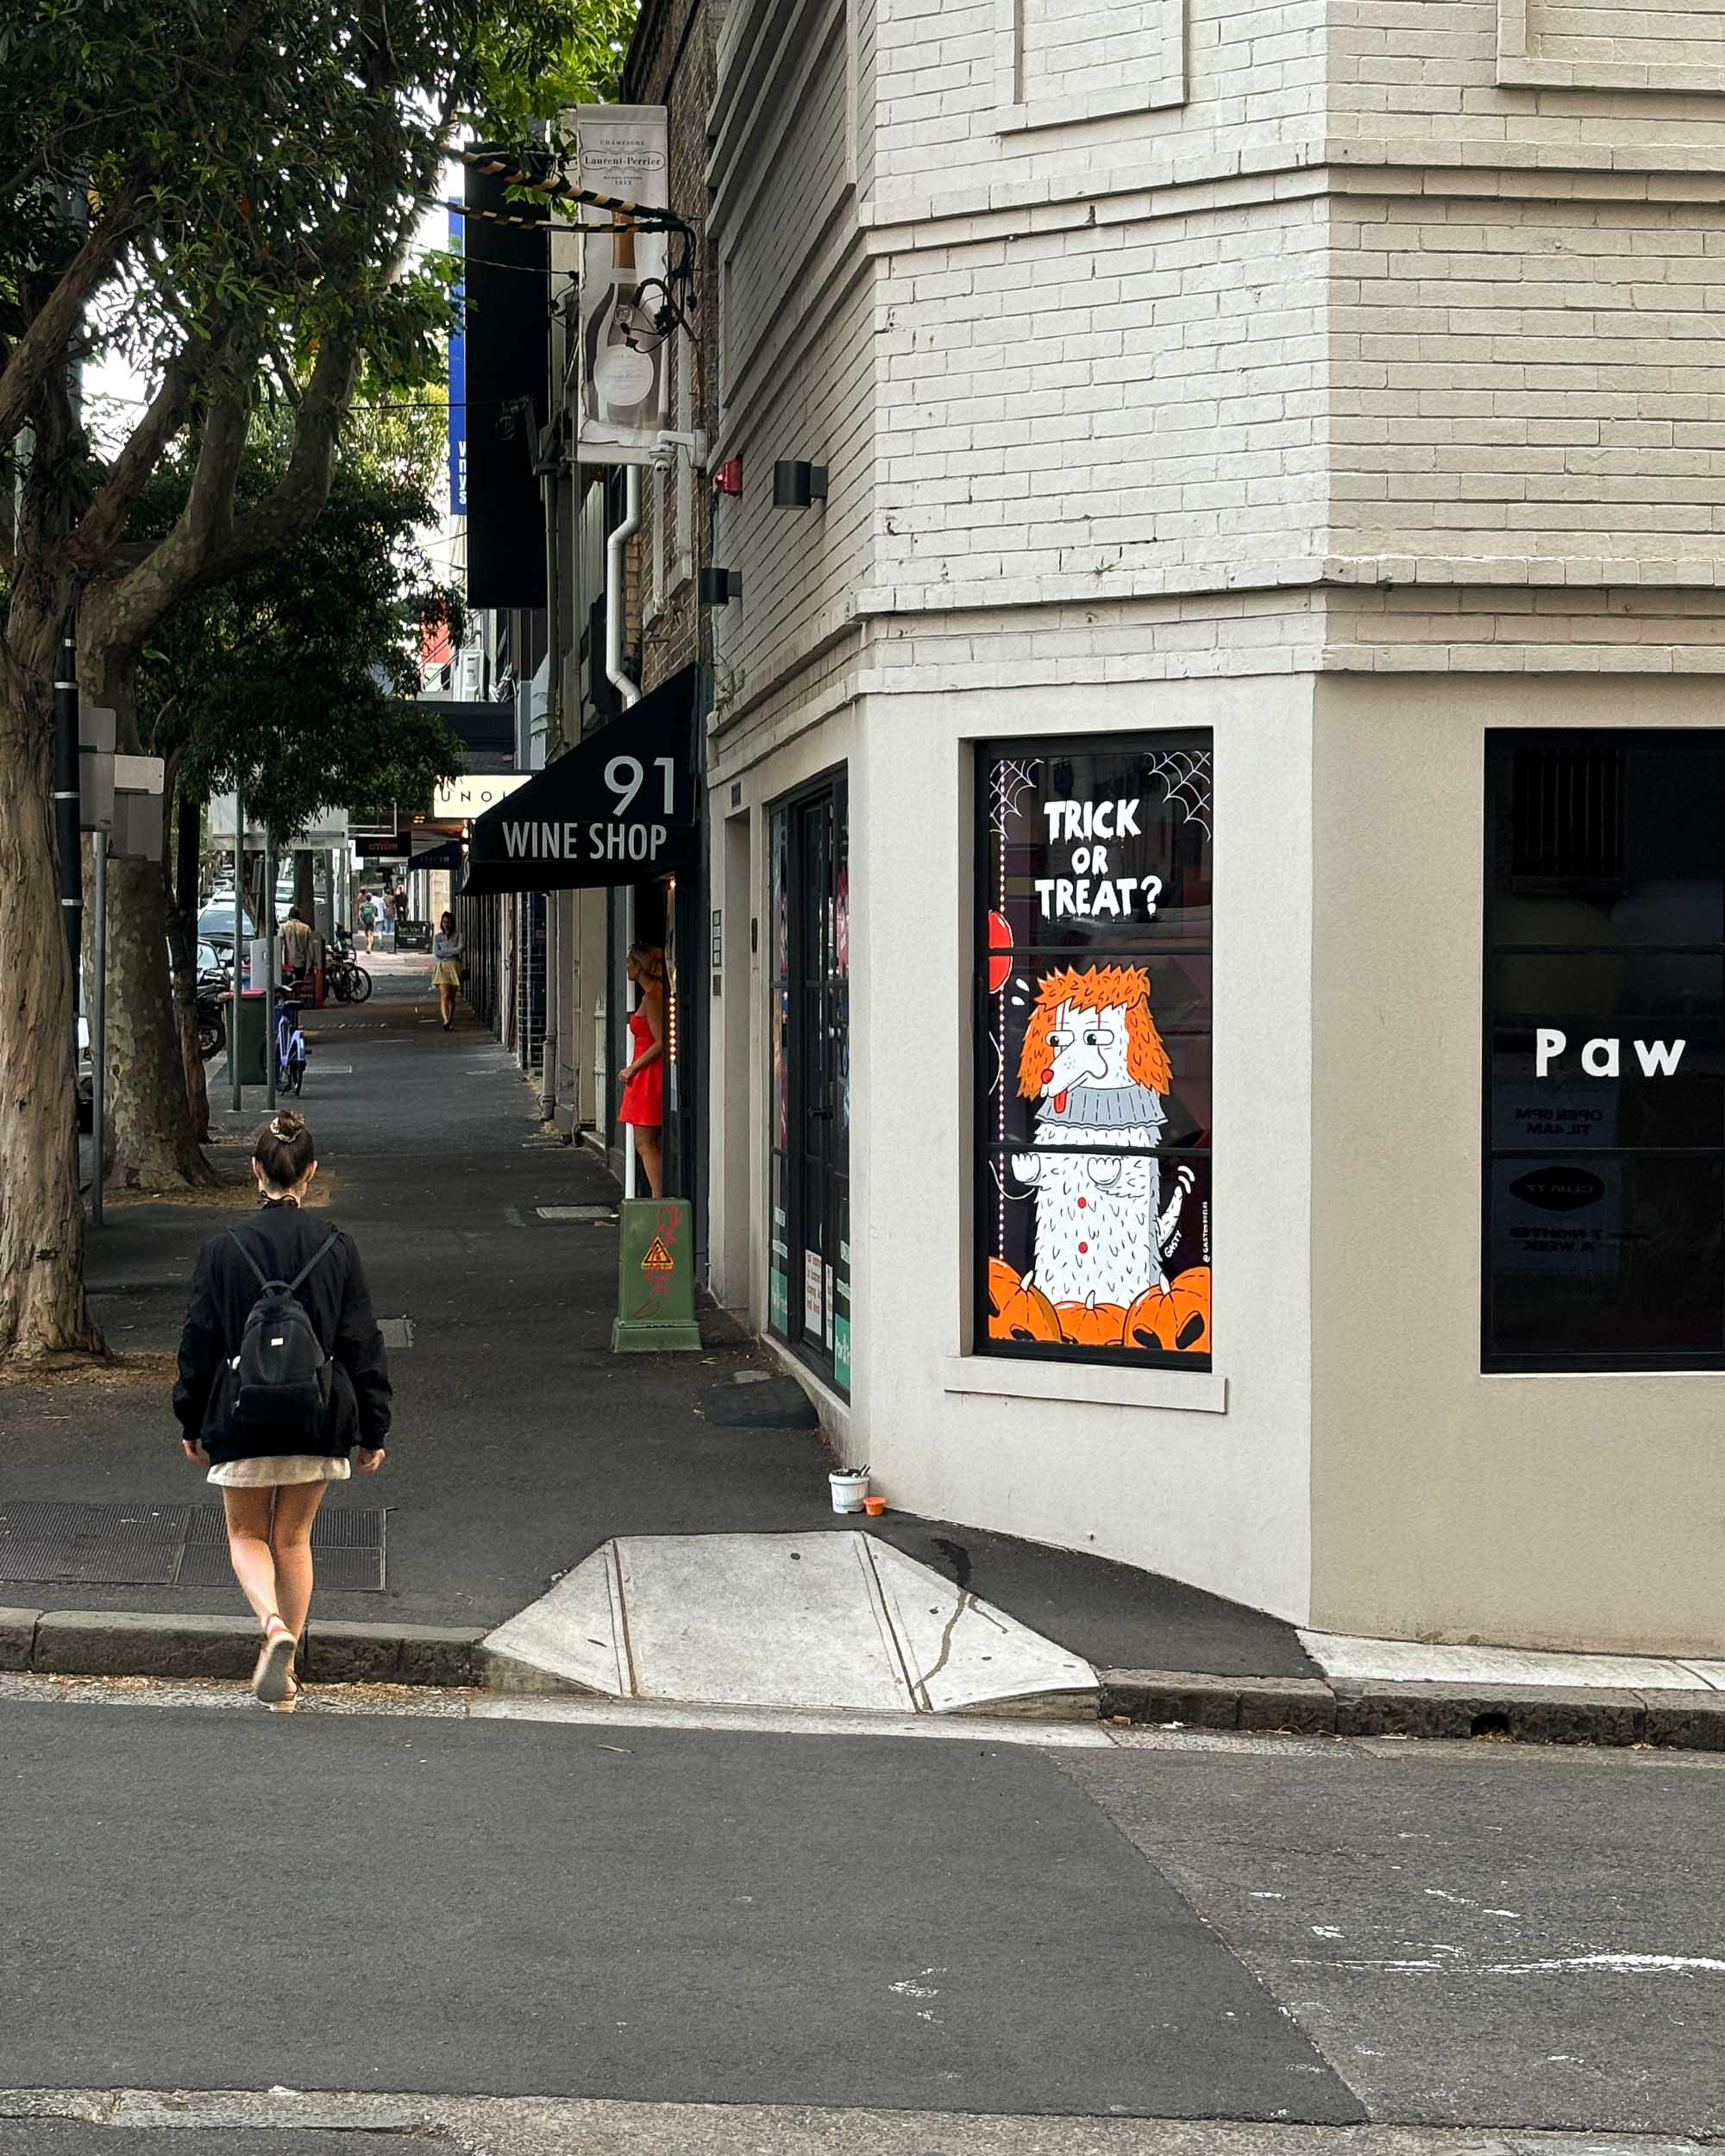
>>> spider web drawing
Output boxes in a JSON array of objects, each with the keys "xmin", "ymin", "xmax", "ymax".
[
  {"xmin": 1145, "ymin": 748, "xmax": 1213, "ymax": 840},
  {"xmin": 989, "ymin": 757, "xmax": 1042, "ymax": 839}
]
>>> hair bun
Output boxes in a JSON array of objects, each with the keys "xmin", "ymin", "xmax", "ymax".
[{"xmin": 270, "ymin": 1110, "xmax": 305, "ymax": 1140}]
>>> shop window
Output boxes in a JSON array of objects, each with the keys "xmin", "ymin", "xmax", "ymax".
[
  {"xmin": 1484, "ymin": 730, "xmax": 1725, "ymax": 1369},
  {"xmin": 768, "ymin": 775, "xmax": 851, "ymax": 1395},
  {"xmin": 975, "ymin": 736, "xmax": 1213, "ymax": 1366}
]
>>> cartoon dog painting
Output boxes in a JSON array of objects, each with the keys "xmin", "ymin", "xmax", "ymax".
[{"xmin": 1009, "ymin": 964, "xmax": 1193, "ymax": 1308}]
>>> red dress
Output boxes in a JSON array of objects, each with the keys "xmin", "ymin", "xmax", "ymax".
[{"xmin": 620, "ymin": 1006, "xmax": 663, "ymax": 1127}]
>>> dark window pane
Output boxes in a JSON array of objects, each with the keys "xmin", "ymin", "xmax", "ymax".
[
  {"xmin": 1487, "ymin": 1154, "xmax": 1724, "ymax": 1362},
  {"xmin": 1489, "ymin": 1015, "xmax": 1725, "ymax": 1151},
  {"xmin": 1489, "ymin": 735, "xmax": 1725, "ymax": 945}
]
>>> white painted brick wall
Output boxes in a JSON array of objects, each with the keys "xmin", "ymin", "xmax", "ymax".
[
  {"xmin": 1328, "ymin": 196, "xmax": 1725, "ymax": 575},
  {"xmin": 871, "ymin": 201, "xmax": 1331, "ymax": 597}
]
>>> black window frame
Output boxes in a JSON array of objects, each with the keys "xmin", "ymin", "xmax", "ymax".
[
  {"xmin": 1483, "ymin": 725, "xmax": 1725, "ymax": 1373},
  {"xmin": 972, "ymin": 730, "xmax": 1214, "ymax": 1372}
]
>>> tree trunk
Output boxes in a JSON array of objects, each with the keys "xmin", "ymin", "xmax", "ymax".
[
  {"xmin": 0, "ymin": 664, "xmax": 105, "ymax": 1361},
  {"xmin": 170, "ymin": 784, "xmax": 210, "ymax": 1141},
  {"xmin": 294, "ymin": 850, "xmax": 315, "ymax": 917},
  {"xmin": 82, "ymin": 655, "xmax": 213, "ymax": 1191}
]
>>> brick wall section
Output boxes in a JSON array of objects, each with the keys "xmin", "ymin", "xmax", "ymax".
[
  {"xmin": 706, "ymin": 0, "xmax": 876, "ymax": 732},
  {"xmin": 872, "ymin": 197, "xmax": 1331, "ymax": 599},
  {"xmin": 624, "ymin": 0, "xmax": 718, "ymax": 697},
  {"xmin": 1327, "ymin": 193, "xmax": 1725, "ymax": 579},
  {"xmin": 867, "ymin": 0, "xmax": 1328, "ymax": 216},
  {"xmin": 1328, "ymin": 0, "xmax": 1725, "ymax": 162}
]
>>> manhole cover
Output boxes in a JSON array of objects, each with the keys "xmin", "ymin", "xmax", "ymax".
[
  {"xmin": 536, "ymin": 1205, "xmax": 617, "ymax": 1223},
  {"xmin": 0, "ymin": 1501, "xmax": 388, "ymax": 1591}
]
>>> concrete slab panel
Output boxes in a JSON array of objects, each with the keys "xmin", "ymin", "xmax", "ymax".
[
  {"xmin": 481, "ymin": 1545, "xmax": 624, "ymax": 1696},
  {"xmin": 615, "ymin": 1533, "xmax": 914, "ymax": 1713},
  {"xmin": 864, "ymin": 1537, "xmax": 1098, "ymax": 1715},
  {"xmin": 1301, "ymin": 1632, "xmax": 1693, "ymax": 1691},
  {"xmin": 1678, "ymin": 1661, "xmax": 1725, "ymax": 1691}
]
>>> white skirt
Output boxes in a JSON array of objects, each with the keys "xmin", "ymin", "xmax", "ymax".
[{"xmin": 208, "ymin": 1455, "xmax": 352, "ymax": 1489}]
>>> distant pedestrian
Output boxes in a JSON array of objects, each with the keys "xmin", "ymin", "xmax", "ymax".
[
  {"xmin": 279, "ymin": 906, "xmax": 315, "ymax": 989},
  {"xmin": 359, "ymin": 894, "xmax": 377, "ymax": 955},
  {"xmin": 172, "ymin": 1109, "xmax": 391, "ymax": 1710},
  {"xmin": 618, "ymin": 942, "xmax": 666, "ymax": 1196},
  {"xmin": 430, "ymin": 912, "xmax": 463, "ymax": 1031}
]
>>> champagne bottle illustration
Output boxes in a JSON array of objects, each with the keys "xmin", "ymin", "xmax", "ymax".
[{"xmin": 586, "ymin": 215, "xmax": 657, "ymax": 423}]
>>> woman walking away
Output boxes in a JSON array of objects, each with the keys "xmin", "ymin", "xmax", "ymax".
[
  {"xmin": 618, "ymin": 942, "xmax": 666, "ymax": 1197},
  {"xmin": 430, "ymin": 912, "xmax": 463, "ymax": 1031},
  {"xmin": 359, "ymin": 893, "xmax": 377, "ymax": 955},
  {"xmin": 172, "ymin": 1110, "xmax": 391, "ymax": 1709}
]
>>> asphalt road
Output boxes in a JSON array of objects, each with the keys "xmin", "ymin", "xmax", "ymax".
[{"xmin": 3, "ymin": 1692, "xmax": 1723, "ymax": 2136}]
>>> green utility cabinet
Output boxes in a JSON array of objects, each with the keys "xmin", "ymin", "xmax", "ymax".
[
  {"xmin": 612, "ymin": 1196, "xmax": 703, "ymax": 1352},
  {"xmin": 223, "ymin": 989, "xmax": 269, "ymax": 1086}
]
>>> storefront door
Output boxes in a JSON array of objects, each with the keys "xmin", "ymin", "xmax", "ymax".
[{"xmin": 769, "ymin": 774, "xmax": 851, "ymax": 1394}]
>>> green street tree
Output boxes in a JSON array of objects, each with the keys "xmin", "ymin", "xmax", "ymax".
[
  {"xmin": 128, "ymin": 411, "xmax": 465, "ymax": 1144},
  {"xmin": 0, "ymin": 0, "xmax": 582, "ymax": 1361}
]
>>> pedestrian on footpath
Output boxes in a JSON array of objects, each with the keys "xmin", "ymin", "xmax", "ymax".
[
  {"xmin": 359, "ymin": 893, "xmax": 377, "ymax": 955},
  {"xmin": 172, "ymin": 1109, "xmax": 391, "ymax": 1710},
  {"xmin": 430, "ymin": 911, "xmax": 463, "ymax": 1031},
  {"xmin": 618, "ymin": 942, "xmax": 667, "ymax": 1196},
  {"xmin": 279, "ymin": 906, "xmax": 315, "ymax": 991}
]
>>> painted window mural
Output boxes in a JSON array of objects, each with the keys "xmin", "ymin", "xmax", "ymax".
[{"xmin": 976, "ymin": 735, "xmax": 1214, "ymax": 1364}]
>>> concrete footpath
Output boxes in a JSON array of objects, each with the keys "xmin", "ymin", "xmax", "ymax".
[{"xmin": 1, "ymin": 958, "xmax": 1719, "ymax": 1749}]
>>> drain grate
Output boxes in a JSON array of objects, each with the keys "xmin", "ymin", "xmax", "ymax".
[
  {"xmin": 0, "ymin": 1501, "xmax": 188, "ymax": 1586},
  {"xmin": 0, "ymin": 1499, "xmax": 387, "ymax": 1592}
]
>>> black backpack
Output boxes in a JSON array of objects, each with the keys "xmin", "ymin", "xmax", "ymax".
[{"xmin": 227, "ymin": 1228, "xmax": 342, "ymax": 1438}]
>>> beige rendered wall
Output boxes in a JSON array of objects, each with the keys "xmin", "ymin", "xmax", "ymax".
[
  {"xmin": 1309, "ymin": 671, "xmax": 1725, "ymax": 1657},
  {"xmin": 850, "ymin": 674, "xmax": 1317, "ymax": 1622}
]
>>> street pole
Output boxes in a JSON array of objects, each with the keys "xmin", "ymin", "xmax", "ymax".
[
  {"xmin": 623, "ymin": 883, "xmax": 637, "ymax": 1199},
  {"xmin": 264, "ymin": 824, "xmax": 277, "ymax": 1109},
  {"xmin": 91, "ymin": 830, "xmax": 107, "ymax": 1226},
  {"xmin": 230, "ymin": 775, "xmax": 245, "ymax": 1112},
  {"xmin": 53, "ymin": 621, "xmax": 81, "ymax": 1092}
]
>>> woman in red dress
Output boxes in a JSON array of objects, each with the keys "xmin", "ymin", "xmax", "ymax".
[{"xmin": 618, "ymin": 943, "xmax": 667, "ymax": 1195}]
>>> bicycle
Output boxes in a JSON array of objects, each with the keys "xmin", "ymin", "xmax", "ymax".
[
  {"xmin": 274, "ymin": 1003, "xmax": 308, "ymax": 1094},
  {"xmin": 325, "ymin": 951, "xmax": 373, "ymax": 1003}
]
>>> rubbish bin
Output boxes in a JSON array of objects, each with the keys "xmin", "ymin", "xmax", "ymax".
[{"xmin": 222, "ymin": 988, "xmax": 269, "ymax": 1085}]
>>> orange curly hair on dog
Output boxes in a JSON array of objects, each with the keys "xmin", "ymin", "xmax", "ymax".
[{"xmin": 1016, "ymin": 964, "xmax": 1171, "ymax": 1100}]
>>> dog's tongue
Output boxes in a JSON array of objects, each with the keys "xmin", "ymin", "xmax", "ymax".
[{"xmin": 1053, "ymin": 1089, "xmax": 1069, "ymax": 1114}]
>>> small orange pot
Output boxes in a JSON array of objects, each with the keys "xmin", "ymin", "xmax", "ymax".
[{"xmin": 862, "ymin": 1494, "xmax": 887, "ymax": 1516}]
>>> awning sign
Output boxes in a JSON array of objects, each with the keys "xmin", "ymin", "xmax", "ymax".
[{"xmin": 462, "ymin": 667, "xmax": 699, "ymax": 894}]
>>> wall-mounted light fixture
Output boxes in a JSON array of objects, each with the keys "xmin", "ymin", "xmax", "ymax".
[
  {"xmin": 772, "ymin": 460, "xmax": 827, "ymax": 508},
  {"xmin": 699, "ymin": 567, "xmax": 742, "ymax": 606}
]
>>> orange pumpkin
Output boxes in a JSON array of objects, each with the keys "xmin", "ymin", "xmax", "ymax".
[
  {"xmin": 1057, "ymin": 1294, "xmax": 1127, "ymax": 1348},
  {"xmin": 987, "ymin": 1257, "xmax": 1023, "ymax": 1317},
  {"xmin": 1124, "ymin": 1265, "xmax": 1211, "ymax": 1355},
  {"xmin": 988, "ymin": 1269, "xmax": 1063, "ymax": 1343}
]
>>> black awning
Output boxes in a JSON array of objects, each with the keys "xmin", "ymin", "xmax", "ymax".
[{"xmin": 461, "ymin": 665, "xmax": 700, "ymax": 894}]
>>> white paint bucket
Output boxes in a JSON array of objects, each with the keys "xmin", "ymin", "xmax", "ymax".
[{"xmin": 829, "ymin": 1469, "xmax": 869, "ymax": 1514}]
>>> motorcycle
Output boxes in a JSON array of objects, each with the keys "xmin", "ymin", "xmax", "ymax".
[{"xmin": 196, "ymin": 961, "xmax": 231, "ymax": 1061}]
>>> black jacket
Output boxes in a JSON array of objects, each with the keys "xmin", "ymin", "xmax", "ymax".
[{"xmin": 173, "ymin": 1200, "xmax": 392, "ymax": 1462}]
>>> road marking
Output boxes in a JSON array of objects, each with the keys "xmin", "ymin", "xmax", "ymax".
[{"xmin": 378, "ymin": 1317, "xmax": 414, "ymax": 1348}]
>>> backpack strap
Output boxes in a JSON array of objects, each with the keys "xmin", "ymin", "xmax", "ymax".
[
  {"xmin": 287, "ymin": 1230, "xmax": 344, "ymax": 1293},
  {"xmin": 227, "ymin": 1230, "xmax": 273, "ymax": 1292}
]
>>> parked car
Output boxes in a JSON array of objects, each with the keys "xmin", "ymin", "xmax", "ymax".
[{"xmin": 77, "ymin": 1009, "xmax": 91, "ymax": 1132}]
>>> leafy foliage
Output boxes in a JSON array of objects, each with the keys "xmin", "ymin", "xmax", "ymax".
[{"xmin": 135, "ymin": 406, "xmax": 465, "ymax": 835}]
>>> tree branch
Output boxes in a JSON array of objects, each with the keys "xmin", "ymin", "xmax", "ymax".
[
  {"xmin": 0, "ymin": 186, "xmax": 141, "ymax": 454},
  {"xmin": 67, "ymin": 326, "xmax": 216, "ymax": 572}
]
